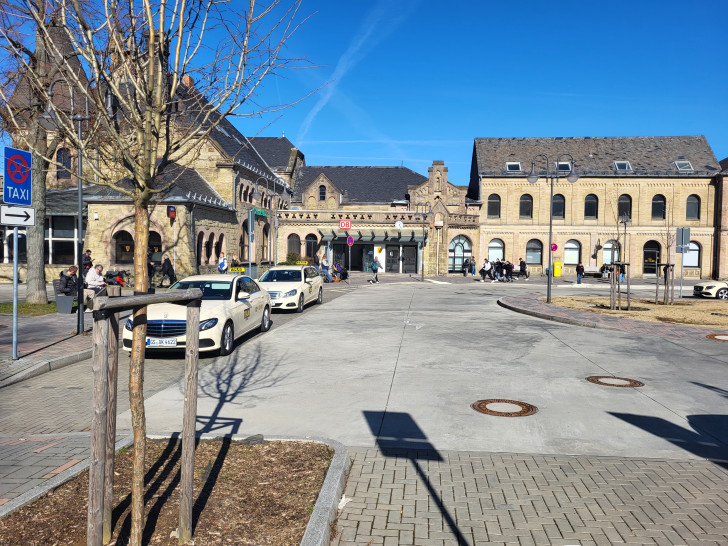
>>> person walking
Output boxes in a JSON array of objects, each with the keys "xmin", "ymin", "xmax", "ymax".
[
  {"xmin": 313, "ymin": 252, "xmax": 320, "ymax": 272},
  {"xmin": 462, "ymin": 258, "xmax": 470, "ymax": 277},
  {"xmin": 518, "ymin": 258, "xmax": 528, "ymax": 280},
  {"xmin": 370, "ymin": 256, "xmax": 382, "ymax": 284},
  {"xmin": 505, "ymin": 261, "xmax": 514, "ymax": 282},
  {"xmin": 576, "ymin": 262, "xmax": 585, "ymax": 284},
  {"xmin": 160, "ymin": 254, "xmax": 176, "ymax": 287},
  {"xmin": 218, "ymin": 252, "xmax": 228, "ymax": 274},
  {"xmin": 321, "ymin": 254, "xmax": 333, "ymax": 282},
  {"xmin": 471, "ymin": 257, "xmax": 477, "ymax": 277},
  {"xmin": 482, "ymin": 259, "xmax": 493, "ymax": 281},
  {"xmin": 494, "ymin": 259, "xmax": 503, "ymax": 282}
]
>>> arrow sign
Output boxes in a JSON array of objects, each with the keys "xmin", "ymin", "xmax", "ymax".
[{"xmin": 1, "ymin": 205, "xmax": 36, "ymax": 227}]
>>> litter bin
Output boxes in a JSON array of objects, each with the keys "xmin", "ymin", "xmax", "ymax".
[{"xmin": 553, "ymin": 262, "xmax": 562, "ymax": 277}]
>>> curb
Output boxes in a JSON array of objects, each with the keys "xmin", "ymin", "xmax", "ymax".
[
  {"xmin": 0, "ymin": 433, "xmax": 349, "ymax": 546},
  {"xmin": 496, "ymin": 297, "xmax": 621, "ymax": 332},
  {"xmin": 0, "ymin": 348, "xmax": 93, "ymax": 389}
]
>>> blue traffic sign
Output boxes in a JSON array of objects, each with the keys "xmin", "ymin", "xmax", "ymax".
[
  {"xmin": 4, "ymin": 147, "xmax": 32, "ymax": 205},
  {"xmin": 346, "ymin": 236, "xmax": 354, "ymax": 246}
]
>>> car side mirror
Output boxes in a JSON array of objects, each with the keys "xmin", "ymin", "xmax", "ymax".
[{"xmin": 237, "ymin": 291, "xmax": 250, "ymax": 301}]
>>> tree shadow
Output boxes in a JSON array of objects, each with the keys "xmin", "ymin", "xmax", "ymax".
[{"xmin": 363, "ymin": 411, "xmax": 470, "ymax": 545}]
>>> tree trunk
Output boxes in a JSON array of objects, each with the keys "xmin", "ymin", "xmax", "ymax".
[
  {"xmin": 129, "ymin": 202, "xmax": 150, "ymax": 545},
  {"xmin": 25, "ymin": 146, "xmax": 48, "ymax": 304}
]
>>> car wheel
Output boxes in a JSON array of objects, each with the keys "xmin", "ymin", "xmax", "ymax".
[
  {"xmin": 316, "ymin": 287, "xmax": 323, "ymax": 304},
  {"xmin": 260, "ymin": 306, "xmax": 271, "ymax": 332},
  {"xmin": 296, "ymin": 293, "xmax": 304, "ymax": 313},
  {"xmin": 717, "ymin": 288, "xmax": 728, "ymax": 300},
  {"xmin": 219, "ymin": 322, "xmax": 234, "ymax": 356}
]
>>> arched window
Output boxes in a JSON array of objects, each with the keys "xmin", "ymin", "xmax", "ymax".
[
  {"xmin": 241, "ymin": 221, "xmax": 249, "ymax": 261},
  {"xmin": 652, "ymin": 194, "xmax": 666, "ymax": 220},
  {"xmin": 196, "ymin": 232, "xmax": 204, "ymax": 266},
  {"xmin": 318, "ymin": 185, "xmax": 326, "ymax": 201},
  {"xmin": 603, "ymin": 240, "xmax": 620, "ymax": 265},
  {"xmin": 487, "ymin": 194, "xmax": 501, "ymax": 218},
  {"xmin": 305, "ymin": 234, "xmax": 318, "ymax": 258},
  {"xmin": 643, "ymin": 240, "xmax": 661, "ymax": 275},
  {"xmin": 564, "ymin": 240, "xmax": 580, "ymax": 265},
  {"xmin": 618, "ymin": 194, "xmax": 632, "ymax": 220},
  {"xmin": 686, "ymin": 195, "xmax": 700, "ymax": 220},
  {"xmin": 584, "ymin": 194, "xmax": 598, "ymax": 219},
  {"xmin": 114, "ymin": 230, "xmax": 134, "ymax": 264},
  {"xmin": 287, "ymin": 233, "xmax": 301, "ymax": 257},
  {"xmin": 205, "ymin": 233, "xmax": 214, "ymax": 264},
  {"xmin": 57, "ymin": 148, "xmax": 71, "ymax": 179},
  {"xmin": 448, "ymin": 235, "xmax": 472, "ymax": 273},
  {"xmin": 214, "ymin": 233, "xmax": 225, "ymax": 261},
  {"xmin": 149, "ymin": 231, "xmax": 162, "ymax": 262},
  {"xmin": 526, "ymin": 239, "xmax": 542, "ymax": 264},
  {"xmin": 683, "ymin": 241, "xmax": 700, "ymax": 267},
  {"xmin": 488, "ymin": 238, "xmax": 504, "ymax": 261},
  {"xmin": 262, "ymin": 225, "xmax": 269, "ymax": 261},
  {"xmin": 519, "ymin": 194, "xmax": 533, "ymax": 218},
  {"xmin": 552, "ymin": 194, "xmax": 565, "ymax": 219}
]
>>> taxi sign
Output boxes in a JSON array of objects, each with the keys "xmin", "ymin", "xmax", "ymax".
[
  {"xmin": 346, "ymin": 236, "xmax": 354, "ymax": 246},
  {"xmin": 4, "ymin": 146, "xmax": 32, "ymax": 205},
  {"xmin": 229, "ymin": 266, "xmax": 246, "ymax": 273}
]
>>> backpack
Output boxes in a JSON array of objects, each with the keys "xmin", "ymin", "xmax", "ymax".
[{"xmin": 372, "ymin": 262, "xmax": 378, "ymax": 272}]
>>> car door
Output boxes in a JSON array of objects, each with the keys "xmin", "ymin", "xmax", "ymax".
[
  {"xmin": 305, "ymin": 266, "xmax": 321, "ymax": 303},
  {"xmin": 241, "ymin": 277, "xmax": 264, "ymax": 334},
  {"xmin": 230, "ymin": 276, "xmax": 251, "ymax": 336}
]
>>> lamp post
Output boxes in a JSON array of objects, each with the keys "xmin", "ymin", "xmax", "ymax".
[
  {"xmin": 415, "ymin": 202, "xmax": 431, "ymax": 282},
  {"xmin": 527, "ymin": 153, "xmax": 578, "ymax": 303}
]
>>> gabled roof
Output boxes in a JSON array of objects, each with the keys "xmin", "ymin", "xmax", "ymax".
[
  {"xmin": 293, "ymin": 166, "xmax": 427, "ymax": 204},
  {"xmin": 249, "ymin": 136, "xmax": 300, "ymax": 170},
  {"xmin": 471, "ymin": 136, "xmax": 721, "ymax": 179}
]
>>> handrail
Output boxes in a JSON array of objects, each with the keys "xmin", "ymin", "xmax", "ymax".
[{"xmin": 92, "ymin": 288, "xmax": 203, "ymax": 312}]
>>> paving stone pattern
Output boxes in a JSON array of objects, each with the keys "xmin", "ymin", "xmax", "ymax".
[{"xmin": 333, "ymin": 448, "xmax": 728, "ymax": 546}]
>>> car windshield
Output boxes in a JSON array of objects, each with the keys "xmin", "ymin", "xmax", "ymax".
[
  {"xmin": 169, "ymin": 280, "xmax": 233, "ymax": 300},
  {"xmin": 259, "ymin": 269, "xmax": 302, "ymax": 283}
]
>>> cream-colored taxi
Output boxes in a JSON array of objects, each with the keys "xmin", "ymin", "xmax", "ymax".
[
  {"xmin": 693, "ymin": 280, "xmax": 728, "ymax": 300},
  {"xmin": 257, "ymin": 265, "xmax": 323, "ymax": 312},
  {"xmin": 122, "ymin": 274, "xmax": 271, "ymax": 355}
]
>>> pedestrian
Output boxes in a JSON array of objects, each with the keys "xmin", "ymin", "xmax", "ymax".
[
  {"xmin": 576, "ymin": 262, "xmax": 585, "ymax": 284},
  {"xmin": 160, "ymin": 254, "xmax": 176, "ymax": 287},
  {"xmin": 321, "ymin": 254, "xmax": 333, "ymax": 282},
  {"xmin": 494, "ymin": 259, "xmax": 504, "ymax": 282},
  {"xmin": 313, "ymin": 252, "xmax": 320, "ymax": 272},
  {"xmin": 619, "ymin": 265, "xmax": 626, "ymax": 283},
  {"xmin": 482, "ymin": 259, "xmax": 493, "ymax": 281},
  {"xmin": 218, "ymin": 251, "xmax": 228, "ymax": 274},
  {"xmin": 147, "ymin": 250, "xmax": 156, "ymax": 287},
  {"xmin": 85, "ymin": 264, "xmax": 107, "ymax": 310},
  {"xmin": 518, "ymin": 258, "xmax": 528, "ymax": 280},
  {"xmin": 58, "ymin": 265, "xmax": 79, "ymax": 295},
  {"xmin": 471, "ymin": 257, "xmax": 477, "ymax": 277},
  {"xmin": 230, "ymin": 254, "xmax": 240, "ymax": 268},
  {"xmin": 462, "ymin": 258, "xmax": 469, "ymax": 277},
  {"xmin": 370, "ymin": 256, "xmax": 382, "ymax": 284},
  {"xmin": 82, "ymin": 249, "xmax": 93, "ymax": 274},
  {"xmin": 505, "ymin": 261, "xmax": 514, "ymax": 282}
]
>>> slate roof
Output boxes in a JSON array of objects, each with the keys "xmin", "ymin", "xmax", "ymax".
[
  {"xmin": 293, "ymin": 166, "xmax": 427, "ymax": 204},
  {"xmin": 249, "ymin": 136, "xmax": 300, "ymax": 170},
  {"xmin": 471, "ymin": 136, "xmax": 721, "ymax": 179},
  {"xmin": 720, "ymin": 157, "xmax": 728, "ymax": 174}
]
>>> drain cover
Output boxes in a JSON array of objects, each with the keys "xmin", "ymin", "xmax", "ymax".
[
  {"xmin": 586, "ymin": 376, "xmax": 644, "ymax": 388},
  {"xmin": 471, "ymin": 399, "xmax": 537, "ymax": 417},
  {"xmin": 707, "ymin": 334, "xmax": 728, "ymax": 342}
]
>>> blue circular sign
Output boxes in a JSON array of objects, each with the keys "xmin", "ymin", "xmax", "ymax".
[
  {"xmin": 550, "ymin": 243, "xmax": 558, "ymax": 251},
  {"xmin": 346, "ymin": 236, "xmax": 354, "ymax": 246}
]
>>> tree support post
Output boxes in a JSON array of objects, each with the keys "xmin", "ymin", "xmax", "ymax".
[{"xmin": 103, "ymin": 285, "xmax": 121, "ymax": 543}]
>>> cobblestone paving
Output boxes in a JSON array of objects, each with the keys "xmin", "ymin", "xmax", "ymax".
[{"xmin": 333, "ymin": 448, "xmax": 728, "ymax": 546}]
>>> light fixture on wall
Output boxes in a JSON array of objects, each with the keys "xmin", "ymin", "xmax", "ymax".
[{"xmin": 93, "ymin": 213, "xmax": 99, "ymax": 220}]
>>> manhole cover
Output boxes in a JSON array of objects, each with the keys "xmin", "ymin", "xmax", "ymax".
[
  {"xmin": 707, "ymin": 334, "xmax": 728, "ymax": 342},
  {"xmin": 586, "ymin": 376, "xmax": 644, "ymax": 388},
  {"xmin": 471, "ymin": 399, "xmax": 538, "ymax": 417}
]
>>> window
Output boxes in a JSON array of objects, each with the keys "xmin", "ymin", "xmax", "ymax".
[
  {"xmin": 552, "ymin": 194, "xmax": 565, "ymax": 219},
  {"xmin": 487, "ymin": 194, "xmax": 501, "ymax": 218},
  {"xmin": 506, "ymin": 162, "xmax": 522, "ymax": 172},
  {"xmin": 618, "ymin": 194, "xmax": 632, "ymax": 220},
  {"xmin": 519, "ymin": 194, "xmax": 533, "ymax": 218},
  {"xmin": 651, "ymin": 194, "xmax": 666, "ymax": 220},
  {"xmin": 305, "ymin": 234, "xmax": 318, "ymax": 258},
  {"xmin": 318, "ymin": 185, "xmax": 326, "ymax": 201},
  {"xmin": 643, "ymin": 241, "xmax": 660, "ymax": 275},
  {"xmin": 525, "ymin": 239, "xmax": 542, "ymax": 264},
  {"xmin": 488, "ymin": 238, "xmax": 504, "ymax": 261},
  {"xmin": 57, "ymin": 148, "xmax": 71, "ymax": 179},
  {"xmin": 448, "ymin": 235, "xmax": 472, "ymax": 273},
  {"xmin": 564, "ymin": 240, "xmax": 580, "ymax": 265},
  {"xmin": 603, "ymin": 240, "xmax": 620, "ymax": 265},
  {"xmin": 682, "ymin": 241, "xmax": 700, "ymax": 267},
  {"xmin": 287, "ymin": 233, "xmax": 301, "ymax": 256},
  {"xmin": 149, "ymin": 231, "xmax": 163, "ymax": 262},
  {"xmin": 556, "ymin": 161, "xmax": 572, "ymax": 172},
  {"xmin": 686, "ymin": 194, "xmax": 700, "ymax": 220},
  {"xmin": 39, "ymin": 215, "xmax": 79, "ymax": 264},
  {"xmin": 675, "ymin": 161, "xmax": 693, "ymax": 172},
  {"xmin": 114, "ymin": 230, "xmax": 134, "ymax": 264},
  {"xmin": 614, "ymin": 161, "xmax": 632, "ymax": 172},
  {"xmin": 240, "ymin": 222, "xmax": 250, "ymax": 261},
  {"xmin": 584, "ymin": 194, "xmax": 598, "ymax": 219}
]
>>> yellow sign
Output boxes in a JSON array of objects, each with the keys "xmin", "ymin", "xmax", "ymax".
[
  {"xmin": 377, "ymin": 247, "xmax": 382, "ymax": 253},
  {"xmin": 244, "ymin": 308, "xmax": 250, "ymax": 318},
  {"xmin": 229, "ymin": 267, "xmax": 246, "ymax": 272},
  {"xmin": 295, "ymin": 261, "xmax": 308, "ymax": 265}
]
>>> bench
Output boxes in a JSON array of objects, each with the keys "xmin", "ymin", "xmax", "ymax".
[{"xmin": 52, "ymin": 278, "xmax": 77, "ymax": 314}]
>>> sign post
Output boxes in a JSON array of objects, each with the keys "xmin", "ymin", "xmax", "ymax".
[
  {"xmin": 676, "ymin": 227, "xmax": 690, "ymax": 298},
  {"xmin": 4, "ymin": 146, "xmax": 33, "ymax": 360}
]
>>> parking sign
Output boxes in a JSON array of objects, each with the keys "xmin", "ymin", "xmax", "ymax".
[{"xmin": 3, "ymin": 147, "xmax": 32, "ymax": 205}]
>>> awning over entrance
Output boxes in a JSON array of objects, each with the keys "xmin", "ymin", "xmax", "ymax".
[{"xmin": 318, "ymin": 229, "xmax": 427, "ymax": 244}]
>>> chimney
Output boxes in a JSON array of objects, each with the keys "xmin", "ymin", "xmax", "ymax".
[{"xmin": 182, "ymin": 75, "xmax": 194, "ymax": 88}]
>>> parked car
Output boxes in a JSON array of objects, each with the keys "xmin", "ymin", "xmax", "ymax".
[
  {"xmin": 122, "ymin": 274, "xmax": 271, "ymax": 355},
  {"xmin": 693, "ymin": 280, "xmax": 728, "ymax": 300},
  {"xmin": 257, "ymin": 265, "xmax": 323, "ymax": 312}
]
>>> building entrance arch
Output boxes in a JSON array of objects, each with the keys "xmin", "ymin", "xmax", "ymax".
[{"xmin": 643, "ymin": 240, "xmax": 660, "ymax": 275}]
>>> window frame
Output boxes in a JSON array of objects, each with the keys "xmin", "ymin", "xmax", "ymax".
[
  {"xmin": 675, "ymin": 161, "xmax": 693, "ymax": 172},
  {"xmin": 584, "ymin": 194, "xmax": 598, "ymax": 219},
  {"xmin": 505, "ymin": 162, "xmax": 522, "ymax": 172},
  {"xmin": 564, "ymin": 240, "xmax": 581, "ymax": 265},
  {"xmin": 525, "ymin": 239, "xmax": 542, "ymax": 265},
  {"xmin": 519, "ymin": 194, "xmax": 533, "ymax": 219},
  {"xmin": 552, "ymin": 194, "xmax": 565, "ymax": 219},
  {"xmin": 686, "ymin": 194, "xmax": 700, "ymax": 220},
  {"xmin": 555, "ymin": 161, "xmax": 572, "ymax": 173},
  {"xmin": 487, "ymin": 193, "xmax": 501, "ymax": 218},
  {"xmin": 651, "ymin": 194, "xmax": 666, "ymax": 220},
  {"xmin": 318, "ymin": 185, "xmax": 326, "ymax": 201},
  {"xmin": 618, "ymin": 194, "xmax": 632, "ymax": 220},
  {"xmin": 57, "ymin": 148, "xmax": 72, "ymax": 179},
  {"xmin": 613, "ymin": 161, "xmax": 632, "ymax": 172}
]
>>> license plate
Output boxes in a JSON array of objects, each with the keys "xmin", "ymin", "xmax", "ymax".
[{"xmin": 146, "ymin": 338, "xmax": 177, "ymax": 347}]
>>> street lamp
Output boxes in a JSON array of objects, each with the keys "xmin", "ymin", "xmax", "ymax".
[
  {"xmin": 415, "ymin": 202, "xmax": 431, "ymax": 281},
  {"xmin": 527, "ymin": 153, "xmax": 578, "ymax": 303}
]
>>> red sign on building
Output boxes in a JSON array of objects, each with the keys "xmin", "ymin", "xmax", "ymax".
[{"xmin": 339, "ymin": 220, "xmax": 351, "ymax": 230}]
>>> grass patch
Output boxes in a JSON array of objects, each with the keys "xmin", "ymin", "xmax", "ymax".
[{"xmin": 0, "ymin": 301, "xmax": 60, "ymax": 316}]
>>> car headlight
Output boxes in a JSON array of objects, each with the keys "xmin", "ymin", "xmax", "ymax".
[
  {"xmin": 199, "ymin": 318, "xmax": 218, "ymax": 331},
  {"xmin": 125, "ymin": 318, "xmax": 133, "ymax": 331},
  {"xmin": 706, "ymin": 285, "xmax": 716, "ymax": 290},
  {"xmin": 283, "ymin": 289, "xmax": 297, "ymax": 297}
]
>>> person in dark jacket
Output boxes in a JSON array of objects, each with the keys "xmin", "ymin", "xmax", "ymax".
[
  {"xmin": 59, "ymin": 266, "xmax": 79, "ymax": 295},
  {"xmin": 81, "ymin": 250, "xmax": 93, "ymax": 274},
  {"xmin": 576, "ymin": 263, "xmax": 585, "ymax": 284},
  {"xmin": 160, "ymin": 254, "xmax": 176, "ymax": 287}
]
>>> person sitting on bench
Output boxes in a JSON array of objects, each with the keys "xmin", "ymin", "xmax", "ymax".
[
  {"xmin": 59, "ymin": 265, "xmax": 79, "ymax": 296},
  {"xmin": 85, "ymin": 264, "xmax": 108, "ymax": 310}
]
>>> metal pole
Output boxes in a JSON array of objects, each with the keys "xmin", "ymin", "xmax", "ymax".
[
  {"xmin": 248, "ymin": 208, "xmax": 254, "ymax": 277},
  {"xmin": 547, "ymin": 173, "xmax": 555, "ymax": 303},
  {"xmin": 12, "ymin": 227, "xmax": 18, "ymax": 360},
  {"xmin": 77, "ymin": 118, "xmax": 85, "ymax": 333}
]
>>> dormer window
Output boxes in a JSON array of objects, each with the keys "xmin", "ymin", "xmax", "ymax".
[
  {"xmin": 675, "ymin": 161, "xmax": 693, "ymax": 172},
  {"xmin": 506, "ymin": 162, "xmax": 522, "ymax": 172},
  {"xmin": 556, "ymin": 161, "xmax": 572, "ymax": 172},
  {"xmin": 614, "ymin": 161, "xmax": 632, "ymax": 172}
]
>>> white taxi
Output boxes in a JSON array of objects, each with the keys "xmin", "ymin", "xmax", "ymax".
[
  {"xmin": 122, "ymin": 274, "xmax": 271, "ymax": 355},
  {"xmin": 257, "ymin": 265, "xmax": 323, "ymax": 312},
  {"xmin": 693, "ymin": 280, "xmax": 728, "ymax": 300}
]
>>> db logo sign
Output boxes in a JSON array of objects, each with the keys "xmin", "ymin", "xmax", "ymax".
[{"xmin": 339, "ymin": 220, "xmax": 351, "ymax": 230}]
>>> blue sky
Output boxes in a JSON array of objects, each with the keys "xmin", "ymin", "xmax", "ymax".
[{"xmin": 246, "ymin": 0, "xmax": 728, "ymax": 185}]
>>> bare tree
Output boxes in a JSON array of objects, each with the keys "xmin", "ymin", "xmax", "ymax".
[{"xmin": 0, "ymin": 1, "xmax": 307, "ymax": 542}]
